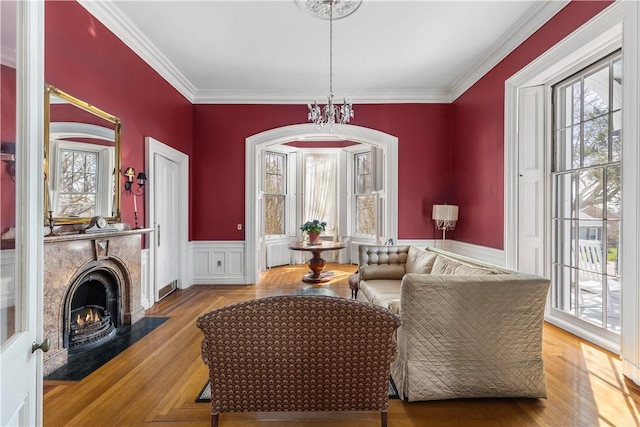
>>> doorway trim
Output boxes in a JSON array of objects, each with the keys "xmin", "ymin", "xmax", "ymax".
[
  {"xmin": 145, "ymin": 137, "xmax": 190, "ymax": 300},
  {"xmin": 245, "ymin": 124, "xmax": 398, "ymax": 284}
]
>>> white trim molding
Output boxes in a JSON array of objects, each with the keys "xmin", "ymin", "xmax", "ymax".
[
  {"xmin": 190, "ymin": 241, "xmax": 246, "ymax": 285},
  {"xmin": 504, "ymin": 1, "xmax": 639, "ymax": 382}
]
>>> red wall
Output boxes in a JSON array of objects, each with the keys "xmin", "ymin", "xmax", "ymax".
[
  {"xmin": 1, "ymin": 65, "xmax": 16, "ymax": 235},
  {"xmin": 43, "ymin": 0, "xmax": 613, "ymax": 249},
  {"xmin": 451, "ymin": 0, "xmax": 612, "ymax": 249},
  {"xmin": 192, "ymin": 104, "xmax": 453, "ymax": 240},
  {"xmin": 45, "ymin": 1, "xmax": 193, "ymax": 236}
]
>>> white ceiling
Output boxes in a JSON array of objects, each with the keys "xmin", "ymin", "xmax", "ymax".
[{"xmin": 78, "ymin": 1, "xmax": 568, "ymax": 104}]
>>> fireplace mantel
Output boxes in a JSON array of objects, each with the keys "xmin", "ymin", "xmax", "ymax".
[
  {"xmin": 43, "ymin": 226, "xmax": 153, "ymax": 375},
  {"xmin": 44, "ymin": 227, "xmax": 154, "ymax": 243}
]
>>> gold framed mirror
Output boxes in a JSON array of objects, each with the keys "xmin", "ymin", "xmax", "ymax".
[{"xmin": 44, "ymin": 84, "xmax": 122, "ymax": 225}]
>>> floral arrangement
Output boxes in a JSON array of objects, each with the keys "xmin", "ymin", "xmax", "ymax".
[{"xmin": 299, "ymin": 219, "xmax": 327, "ymax": 235}]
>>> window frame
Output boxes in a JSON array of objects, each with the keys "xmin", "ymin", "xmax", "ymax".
[{"xmin": 49, "ymin": 139, "xmax": 114, "ymax": 217}]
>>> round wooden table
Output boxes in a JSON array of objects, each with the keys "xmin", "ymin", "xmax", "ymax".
[{"xmin": 288, "ymin": 241, "xmax": 347, "ymax": 283}]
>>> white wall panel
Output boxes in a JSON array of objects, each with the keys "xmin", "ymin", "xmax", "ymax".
[{"xmin": 190, "ymin": 241, "xmax": 247, "ymax": 285}]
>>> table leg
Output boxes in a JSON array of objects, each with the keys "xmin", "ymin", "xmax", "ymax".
[{"xmin": 303, "ymin": 250, "xmax": 329, "ymax": 283}]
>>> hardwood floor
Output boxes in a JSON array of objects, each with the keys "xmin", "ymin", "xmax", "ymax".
[{"xmin": 44, "ymin": 263, "xmax": 640, "ymax": 426}]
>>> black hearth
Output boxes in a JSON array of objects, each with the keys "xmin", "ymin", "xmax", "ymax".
[{"xmin": 63, "ymin": 270, "xmax": 120, "ymax": 349}]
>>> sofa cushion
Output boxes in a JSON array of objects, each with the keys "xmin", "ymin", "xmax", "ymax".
[
  {"xmin": 359, "ymin": 279, "xmax": 401, "ymax": 312},
  {"xmin": 405, "ymin": 246, "xmax": 437, "ymax": 274},
  {"xmin": 360, "ymin": 264, "xmax": 406, "ymax": 280},
  {"xmin": 431, "ymin": 254, "xmax": 500, "ymax": 275}
]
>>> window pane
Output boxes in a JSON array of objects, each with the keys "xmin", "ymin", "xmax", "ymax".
[
  {"xmin": 606, "ymin": 165, "xmax": 620, "ymax": 218},
  {"xmin": 555, "ymin": 126, "xmax": 580, "ymax": 171},
  {"xmin": 583, "ymin": 115, "xmax": 609, "ymax": 167},
  {"xmin": 553, "ymin": 219, "xmax": 574, "ymax": 267},
  {"xmin": 554, "ymin": 173, "xmax": 574, "ymax": 219},
  {"xmin": 578, "ymin": 169, "xmax": 603, "ymax": 217},
  {"xmin": 265, "ymin": 195, "xmax": 285, "ymax": 235},
  {"xmin": 611, "ymin": 111, "xmax": 621, "ymax": 162},
  {"xmin": 612, "ymin": 59, "xmax": 622, "ymax": 111},
  {"xmin": 58, "ymin": 194, "xmax": 96, "ymax": 217},
  {"xmin": 357, "ymin": 174, "xmax": 372, "ymax": 194},
  {"xmin": 264, "ymin": 152, "xmax": 286, "ymax": 236},
  {"xmin": 356, "ymin": 195, "xmax": 376, "ymax": 235},
  {"xmin": 553, "ymin": 264, "xmax": 576, "ymax": 314},
  {"xmin": 583, "ymin": 66, "xmax": 609, "ymax": 120}
]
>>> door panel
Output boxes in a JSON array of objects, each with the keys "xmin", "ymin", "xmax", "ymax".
[
  {"xmin": 517, "ymin": 86, "xmax": 545, "ymax": 276},
  {"xmin": 153, "ymin": 154, "xmax": 180, "ymax": 300}
]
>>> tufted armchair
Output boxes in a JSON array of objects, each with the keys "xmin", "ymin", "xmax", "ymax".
[{"xmin": 196, "ymin": 295, "xmax": 401, "ymax": 427}]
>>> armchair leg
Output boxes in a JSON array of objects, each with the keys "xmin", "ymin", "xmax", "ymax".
[
  {"xmin": 212, "ymin": 413, "xmax": 219, "ymax": 427},
  {"xmin": 381, "ymin": 410, "xmax": 388, "ymax": 427}
]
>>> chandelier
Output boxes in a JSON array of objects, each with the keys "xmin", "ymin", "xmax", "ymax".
[{"xmin": 304, "ymin": 0, "xmax": 361, "ymax": 129}]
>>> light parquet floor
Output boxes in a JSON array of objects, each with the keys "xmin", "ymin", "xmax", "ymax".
[{"xmin": 44, "ymin": 263, "xmax": 640, "ymax": 426}]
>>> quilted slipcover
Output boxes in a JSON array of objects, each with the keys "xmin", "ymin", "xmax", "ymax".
[{"xmin": 390, "ymin": 272, "xmax": 550, "ymax": 401}]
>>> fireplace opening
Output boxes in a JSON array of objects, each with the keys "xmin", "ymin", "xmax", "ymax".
[{"xmin": 64, "ymin": 270, "xmax": 120, "ymax": 349}]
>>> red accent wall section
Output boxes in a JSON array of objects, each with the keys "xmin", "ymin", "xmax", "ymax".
[
  {"xmin": 451, "ymin": 0, "xmax": 612, "ymax": 249},
  {"xmin": 45, "ymin": 1, "xmax": 193, "ymax": 235},
  {"xmin": 192, "ymin": 104, "xmax": 452, "ymax": 241}
]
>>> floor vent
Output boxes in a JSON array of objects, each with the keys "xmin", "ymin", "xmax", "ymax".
[{"xmin": 158, "ymin": 280, "xmax": 177, "ymax": 300}]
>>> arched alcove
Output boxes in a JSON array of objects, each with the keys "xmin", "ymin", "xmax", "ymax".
[{"xmin": 245, "ymin": 123, "xmax": 398, "ymax": 283}]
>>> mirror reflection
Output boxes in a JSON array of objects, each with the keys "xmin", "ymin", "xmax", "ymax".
[{"xmin": 44, "ymin": 84, "xmax": 121, "ymax": 225}]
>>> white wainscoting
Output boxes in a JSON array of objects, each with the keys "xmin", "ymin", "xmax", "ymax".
[
  {"xmin": 444, "ymin": 240, "xmax": 506, "ymax": 267},
  {"xmin": 190, "ymin": 241, "xmax": 246, "ymax": 285},
  {"xmin": 185, "ymin": 239, "xmax": 505, "ymax": 286},
  {"xmin": 0, "ymin": 249, "xmax": 15, "ymax": 309},
  {"xmin": 140, "ymin": 248, "xmax": 152, "ymax": 309}
]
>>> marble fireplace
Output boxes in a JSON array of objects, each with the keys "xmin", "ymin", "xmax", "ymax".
[{"xmin": 43, "ymin": 227, "xmax": 151, "ymax": 376}]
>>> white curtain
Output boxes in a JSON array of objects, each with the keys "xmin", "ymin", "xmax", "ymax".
[{"xmin": 304, "ymin": 154, "xmax": 337, "ymax": 235}]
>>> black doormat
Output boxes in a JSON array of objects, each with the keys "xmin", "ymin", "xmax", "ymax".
[
  {"xmin": 44, "ymin": 317, "xmax": 168, "ymax": 381},
  {"xmin": 196, "ymin": 377, "xmax": 399, "ymax": 402}
]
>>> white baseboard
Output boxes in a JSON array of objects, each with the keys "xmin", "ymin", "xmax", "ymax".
[{"xmin": 189, "ymin": 241, "xmax": 247, "ymax": 285}]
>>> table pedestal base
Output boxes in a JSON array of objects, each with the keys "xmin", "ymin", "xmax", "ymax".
[{"xmin": 302, "ymin": 271, "xmax": 332, "ymax": 283}]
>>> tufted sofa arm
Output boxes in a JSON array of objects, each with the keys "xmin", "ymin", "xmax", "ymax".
[{"xmin": 354, "ymin": 245, "xmax": 410, "ymax": 299}]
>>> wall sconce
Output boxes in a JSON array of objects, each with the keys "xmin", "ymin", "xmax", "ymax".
[
  {"xmin": 123, "ymin": 167, "xmax": 147, "ymax": 229},
  {"xmin": 432, "ymin": 204, "xmax": 459, "ymax": 245},
  {"xmin": 1, "ymin": 142, "xmax": 16, "ymax": 181},
  {"xmin": 123, "ymin": 167, "xmax": 146, "ymax": 195}
]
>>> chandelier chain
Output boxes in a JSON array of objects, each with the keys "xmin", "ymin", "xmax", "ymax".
[
  {"xmin": 306, "ymin": 0, "xmax": 355, "ymax": 130},
  {"xmin": 329, "ymin": 0, "xmax": 333, "ymax": 97}
]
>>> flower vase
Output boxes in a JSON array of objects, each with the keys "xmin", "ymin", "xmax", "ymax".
[{"xmin": 308, "ymin": 231, "xmax": 320, "ymax": 244}]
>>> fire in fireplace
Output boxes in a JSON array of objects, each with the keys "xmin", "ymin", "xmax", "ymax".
[{"xmin": 64, "ymin": 270, "xmax": 120, "ymax": 349}]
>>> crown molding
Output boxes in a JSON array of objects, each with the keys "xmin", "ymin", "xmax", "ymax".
[
  {"xmin": 191, "ymin": 88, "xmax": 450, "ymax": 104},
  {"xmin": 77, "ymin": 0, "xmax": 196, "ymax": 102},
  {"xmin": 78, "ymin": 0, "xmax": 568, "ymax": 105},
  {"xmin": 447, "ymin": 0, "xmax": 570, "ymax": 102}
]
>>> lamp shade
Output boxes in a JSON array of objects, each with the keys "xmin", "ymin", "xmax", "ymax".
[{"xmin": 432, "ymin": 205, "xmax": 459, "ymax": 221}]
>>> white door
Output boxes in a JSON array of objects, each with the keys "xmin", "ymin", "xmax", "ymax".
[
  {"xmin": 153, "ymin": 153, "xmax": 180, "ymax": 300},
  {"xmin": 1, "ymin": 1, "xmax": 44, "ymax": 425},
  {"xmin": 146, "ymin": 137, "xmax": 188, "ymax": 302},
  {"xmin": 517, "ymin": 86, "xmax": 546, "ymax": 276}
]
